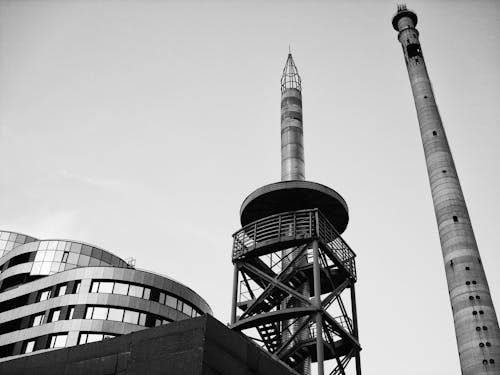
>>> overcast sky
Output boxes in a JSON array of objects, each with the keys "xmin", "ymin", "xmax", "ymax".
[{"xmin": 1, "ymin": 1, "xmax": 499, "ymax": 374}]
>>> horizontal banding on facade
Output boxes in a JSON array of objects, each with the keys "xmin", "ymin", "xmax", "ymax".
[{"xmin": 0, "ymin": 230, "xmax": 211, "ymax": 361}]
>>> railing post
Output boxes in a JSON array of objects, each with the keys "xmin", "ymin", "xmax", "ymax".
[
  {"xmin": 313, "ymin": 238, "xmax": 324, "ymax": 375},
  {"xmin": 253, "ymin": 223, "xmax": 257, "ymax": 250},
  {"xmin": 315, "ymin": 209, "xmax": 320, "ymax": 238},
  {"xmin": 231, "ymin": 263, "xmax": 239, "ymax": 325},
  {"xmin": 350, "ymin": 284, "xmax": 361, "ymax": 375}
]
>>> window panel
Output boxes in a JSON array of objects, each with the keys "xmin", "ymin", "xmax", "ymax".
[
  {"xmin": 24, "ymin": 340, "xmax": 36, "ymax": 354},
  {"xmin": 73, "ymin": 280, "xmax": 81, "ymax": 294},
  {"xmin": 77, "ymin": 255, "xmax": 90, "ymax": 267},
  {"xmin": 85, "ymin": 307, "xmax": 94, "ymax": 319},
  {"xmin": 67, "ymin": 252, "xmax": 79, "ymax": 265},
  {"xmin": 49, "ymin": 334, "xmax": 67, "ymax": 348},
  {"xmin": 98, "ymin": 282, "xmax": 113, "ymax": 294},
  {"xmin": 62, "ymin": 251, "xmax": 69, "ymax": 263},
  {"xmin": 123, "ymin": 310, "xmax": 139, "ymax": 324},
  {"xmin": 177, "ymin": 300, "xmax": 184, "ymax": 311},
  {"xmin": 159, "ymin": 292, "xmax": 166, "ymax": 305},
  {"xmin": 108, "ymin": 308, "xmax": 124, "ymax": 322},
  {"xmin": 91, "ymin": 281, "xmax": 99, "ymax": 293},
  {"xmin": 53, "ymin": 251, "xmax": 63, "ymax": 262},
  {"xmin": 34, "ymin": 251, "xmax": 45, "ymax": 262},
  {"xmin": 67, "ymin": 307, "xmax": 75, "ymax": 320},
  {"xmin": 56, "ymin": 241, "xmax": 66, "ymax": 250},
  {"xmin": 139, "ymin": 313, "xmax": 146, "ymax": 326},
  {"xmin": 31, "ymin": 262, "xmax": 42, "ymax": 274},
  {"xmin": 92, "ymin": 307, "xmax": 108, "ymax": 320},
  {"xmin": 32, "ymin": 313, "xmax": 44, "ymax": 327},
  {"xmin": 44, "ymin": 250, "xmax": 55, "ymax": 262},
  {"xmin": 143, "ymin": 288, "xmax": 151, "ymax": 300},
  {"xmin": 78, "ymin": 333, "xmax": 88, "ymax": 345},
  {"xmin": 166, "ymin": 295, "xmax": 177, "ymax": 309},
  {"xmin": 47, "ymin": 241, "xmax": 58, "ymax": 250},
  {"xmin": 183, "ymin": 304, "xmax": 192, "ymax": 317},
  {"xmin": 113, "ymin": 282, "xmax": 129, "ymax": 295},
  {"xmin": 40, "ymin": 262, "xmax": 51, "ymax": 275},
  {"xmin": 103, "ymin": 334, "xmax": 115, "ymax": 340},
  {"xmin": 87, "ymin": 334, "xmax": 103, "ymax": 343},
  {"xmin": 38, "ymin": 241, "xmax": 48, "ymax": 250},
  {"xmin": 128, "ymin": 285, "xmax": 144, "ymax": 298},
  {"xmin": 49, "ymin": 309, "xmax": 61, "ymax": 322},
  {"xmin": 56, "ymin": 285, "xmax": 67, "ymax": 297},
  {"xmin": 39, "ymin": 289, "xmax": 51, "ymax": 301}
]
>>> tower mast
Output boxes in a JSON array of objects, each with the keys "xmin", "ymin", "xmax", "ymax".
[{"xmin": 392, "ymin": 5, "xmax": 500, "ymax": 374}]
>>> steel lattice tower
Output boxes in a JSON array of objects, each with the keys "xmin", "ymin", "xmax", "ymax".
[
  {"xmin": 230, "ymin": 53, "xmax": 361, "ymax": 375},
  {"xmin": 392, "ymin": 5, "xmax": 500, "ymax": 374}
]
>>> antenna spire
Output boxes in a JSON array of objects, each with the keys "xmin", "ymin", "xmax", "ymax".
[{"xmin": 281, "ymin": 52, "xmax": 302, "ymax": 93}]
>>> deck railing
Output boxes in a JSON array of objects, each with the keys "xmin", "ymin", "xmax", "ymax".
[{"xmin": 232, "ymin": 208, "xmax": 356, "ymax": 279}]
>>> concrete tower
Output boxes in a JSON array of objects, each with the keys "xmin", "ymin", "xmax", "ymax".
[
  {"xmin": 230, "ymin": 53, "xmax": 361, "ymax": 375},
  {"xmin": 392, "ymin": 5, "xmax": 500, "ymax": 374}
]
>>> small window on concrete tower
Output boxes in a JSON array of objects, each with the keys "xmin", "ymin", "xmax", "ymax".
[
  {"xmin": 453, "ymin": 216, "xmax": 458, "ymax": 222},
  {"xmin": 406, "ymin": 43, "xmax": 423, "ymax": 58},
  {"xmin": 433, "ymin": 131, "xmax": 437, "ymax": 136}
]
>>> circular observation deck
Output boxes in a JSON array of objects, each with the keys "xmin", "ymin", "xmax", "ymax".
[
  {"xmin": 240, "ymin": 180, "xmax": 349, "ymax": 234},
  {"xmin": 392, "ymin": 8, "xmax": 418, "ymax": 30}
]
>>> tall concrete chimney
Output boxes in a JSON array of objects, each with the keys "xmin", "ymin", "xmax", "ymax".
[{"xmin": 392, "ymin": 5, "xmax": 500, "ymax": 374}]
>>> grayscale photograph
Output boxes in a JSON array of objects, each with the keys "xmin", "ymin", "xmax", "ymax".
[{"xmin": 0, "ymin": 1, "xmax": 499, "ymax": 374}]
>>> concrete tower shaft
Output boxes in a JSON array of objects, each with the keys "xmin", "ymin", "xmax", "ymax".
[
  {"xmin": 392, "ymin": 6, "xmax": 500, "ymax": 374},
  {"xmin": 281, "ymin": 53, "xmax": 305, "ymax": 181}
]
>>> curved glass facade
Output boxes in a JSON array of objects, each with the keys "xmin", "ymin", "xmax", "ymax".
[{"xmin": 0, "ymin": 230, "xmax": 212, "ymax": 360}]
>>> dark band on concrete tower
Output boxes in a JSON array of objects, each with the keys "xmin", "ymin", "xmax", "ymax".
[
  {"xmin": 392, "ymin": 5, "xmax": 500, "ymax": 374},
  {"xmin": 230, "ymin": 53, "xmax": 361, "ymax": 375}
]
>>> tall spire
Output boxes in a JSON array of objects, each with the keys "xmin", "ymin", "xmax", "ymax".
[
  {"xmin": 280, "ymin": 51, "xmax": 305, "ymax": 181},
  {"xmin": 281, "ymin": 52, "xmax": 302, "ymax": 93}
]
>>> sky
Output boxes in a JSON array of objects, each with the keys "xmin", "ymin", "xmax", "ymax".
[{"xmin": 1, "ymin": 0, "xmax": 499, "ymax": 374}]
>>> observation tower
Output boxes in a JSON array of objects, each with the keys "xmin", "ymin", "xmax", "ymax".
[
  {"xmin": 392, "ymin": 5, "xmax": 500, "ymax": 374},
  {"xmin": 229, "ymin": 53, "xmax": 361, "ymax": 375}
]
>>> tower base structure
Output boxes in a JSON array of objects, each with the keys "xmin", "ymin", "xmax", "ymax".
[{"xmin": 230, "ymin": 181, "xmax": 361, "ymax": 375}]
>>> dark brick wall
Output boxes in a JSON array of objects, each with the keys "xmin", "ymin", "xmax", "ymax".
[{"xmin": 0, "ymin": 315, "xmax": 299, "ymax": 375}]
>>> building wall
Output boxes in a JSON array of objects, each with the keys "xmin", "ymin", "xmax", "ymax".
[{"xmin": 0, "ymin": 230, "xmax": 212, "ymax": 360}]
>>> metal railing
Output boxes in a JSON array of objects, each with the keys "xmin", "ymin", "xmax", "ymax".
[{"xmin": 232, "ymin": 209, "xmax": 356, "ymax": 279}]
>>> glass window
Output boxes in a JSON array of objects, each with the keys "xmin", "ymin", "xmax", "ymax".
[
  {"xmin": 159, "ymin": 292, "xmax": 166, "ymax": 305},
  {"xmin": 78, "ymin": 333, "xmax": 88, "ymax": 345},
  {"xmin": 31, "ymin": 262, "xmax": 42, "ymax": 274},
  {"xmin": 166, "ymin": 295, "xmax": 177, "ymax": 309},
  {"xmin": 67, "ymin": 252, "xmax": 79, "ymax": 264},
  {"xmin": 98, "ymin": 282, "xmax": 114, "ymax": 294},
  {"xmin": 85, "ymin": 307, "xmax": 94, "ymax": 319},
  {"xmin": 177, "ymin": 300, "xmax": 184, "ymax": 311},
  {"xmin": 49, "ymin": 309, "xmax": 61, "ymax": 322},
  {"xmin": 53, "ymin": 251, "xmax": 63, "ymax": 262},
  {"xmin": 73, "ymin": 281, "xmax": 81, "ymax": 294},
  {"xmin": 92, "ymin": 307, "xmax": 108, "ymax": 320},
  {"xmin": 38, "ymin": 241, "xmax": 48, "ymax": 250},
  {"xmin": 62, "ymin": 251, "xmax": 69, "ymax": 263},
  {"xmin": 77, "ymin": 255, "xmax": 90, "ymax": 267},
  {"xmin": 57, "ymin": 241, "xmax": 66, "ymax": 250},
  {"xmin": 34, "ymin": 251, "xmax": 45, "ymax": 262},
  {"xmin": 40, "ymin": 262, "xmax": 51, "ymax": 275},
  {"xmin": 47, "ymin": 241, "xmax": 58, "ymax": 250},
  {"xmin": 71, "ymin": 243, "xmax": 83, "ymax": 252},
  {"xmin": 123, "ymin": 310, "xmax": 139, "ymax": 324},
  {"xmin": 56, "ymin": 284, "xmax": 67, "ymax": 297},
  {"xmin": 113, "ymin": 282, "xmax": 129, "ymax": 295},
  {"xmin": 143, "ymin": 288, "xmax": 151, "ymax": 300},
  {"xmin": 103, "ymin": 334, "xmax": 115, "ymax": 340},
  {"xmin": 32, "ymin": 313, "xmax": 45, "ymax": 327},
  {"xmin": 87, "ymin": 333, "xmax": 103, "ymax": 343},
  {"xmin": 108, "ymin": 308, "xmax": 124, "ymax": 322},
  {"xmin": 67, "ymin": 307, "xmax": 75, "ymax": 320},
  {"xmin": 44, "ymin": 250, "xmax": 56, "ymax": 262},
  {"xmin": 183, "ymin": 303, "xmax": 192, "ymax": 317},
  {"xmin": 24, "ymin": 340, "xmax": 36, "ymax": 354},
  {"xmin": 139, "ymin": 313, "xmax": 146, "ymax": 326},
  {"xmin": 90, "ymin": 281, "xmax": 100, "ymax": 293},
  {"xmin": 39, "ymin": 289, "xmax": 51, "ymax": 301},
  {"xmin": 49, "ymin": 334, "xmax": 67, "ymax": 348},
  {"xmin": 128, "ymin": 285, "xmax": 144, "ymax": 298}
]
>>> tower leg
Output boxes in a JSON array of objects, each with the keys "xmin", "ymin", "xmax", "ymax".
[
  {"xmin": 312, "ymin": 239, "xmax": 324, "ymax": 375},
  {"xmin": 231, "ymin": 263, "xmax": 239, "ymax": 325}
]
